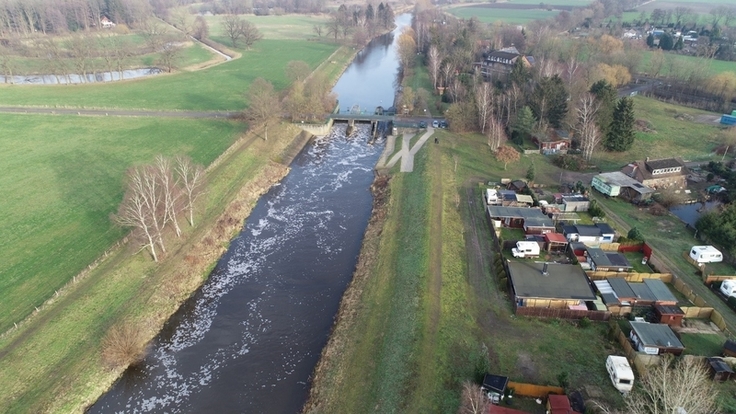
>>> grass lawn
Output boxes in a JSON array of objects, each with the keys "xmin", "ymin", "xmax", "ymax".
[
  {"xmin": 0, "ymin": 113, "xmax": 245, "ymax": 333},
  {"xmin": 680, "ymin": 331, "xmax": 727, "ymax": 356},
  {"xmin": 0, "ymin": 39, "xmax": 337, "ymax": 111},
  {"xmin": 625, "ymin": 251, "xmax": 655, "ymax": 273},
  {"xmin": 205, "ymin": 13, "xmax": 330, "ymax": 40},
  {"xmin": 446, "ymin": 6, "xmax": 559, "ymax": 24},
  {"xmin": 589, "ymin": 95, "xmax": 724, "ymax": 171},
  {"xmin": 638, "ymin": 50, "xmax": 736, "ymax": 77},
  {"xmin": 0, "ymin": 121, "xmax": 301, "ymax": 413}
]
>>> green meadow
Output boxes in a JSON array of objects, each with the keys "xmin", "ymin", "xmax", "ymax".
[
  {"xmin": 0, "ymin": 114, "xmax": 244, "ymax": 333},
  {"xmin": 638, "ymin": 50, "xmax": 736, "ymax": 77},
  {"xmin": 0, "ymin": 39, "xmax": 337, "ymax": 110},
  {"xmin": 447, "ymin": 6, "xmax": 559, "ymax": 24}
]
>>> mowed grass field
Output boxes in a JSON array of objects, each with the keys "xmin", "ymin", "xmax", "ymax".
[
  {"xmin": 0, "ymin": 38, "xmax": 337, "ymax": 110},
  {"xmin": 205, "ymin": 13, "xmax": 330, "ymax": 40},
  {"xmin": 638, "ymin": 50, "xmax": 736, "ymax": 77},
  {"xmin": 591, "ymin": 95, "xmax": 724, "ymax": 171},
  {"xmin": 0, "ymin": 113, "xmax": 245, "ymax": 333},
  {"xmin": 447, "ymin": 6, "xmax": 559, "ymax": 24}
]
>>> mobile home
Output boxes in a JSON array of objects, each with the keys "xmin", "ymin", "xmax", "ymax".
[
  {"xmin": 720, "ymin": 280, "xmax": 736, "ymax": 299},
  {"xmin": 689, "ymin": 245, "xmax": 723, "ymax": 263},
  {"xmin": 512, "ymin": 241, "xmax": 540, "ymax": 258},
  {"xmin": 606, "ymin": 355, "xmax": 634, "ymax": 393}
]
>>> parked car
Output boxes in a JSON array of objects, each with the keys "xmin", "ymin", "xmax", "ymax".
[
  {"xmin": 432, "ymin": 120, "xmax": 439, "ymax": 128},
  {"xmin": 418, "ymin": 121, "xmax": 427, "ymax": 128},
  {"xmin": 439, "ymin": 120, "xmax": 447, "ymax": 128}
]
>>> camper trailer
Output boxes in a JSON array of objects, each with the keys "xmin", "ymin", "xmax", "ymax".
[
  {"xmin": 606, "ymin": 355, "xmax": 634, "ymax": 393},
  {"xmin": 512, "ymin": 241, "xmax": 540, "ymax": 258},
  {"xmin": 689, "ymin": 246, "xmax": 723, "ymax": 263},
  {"xmin": 486, "ymin": 189, "xmax": 500, "ymax": 205},
  {"xmin": 721, "ymin": 280, "xmax": 736, "ymax": 299}
]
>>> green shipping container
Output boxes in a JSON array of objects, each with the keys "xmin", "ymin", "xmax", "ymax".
[{"xmin": 732, "ymin": 110, "xmax": 736, "ymax": 116}]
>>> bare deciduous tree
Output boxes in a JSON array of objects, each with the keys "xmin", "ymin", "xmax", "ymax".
[
  {"xmin": 576, "ymin": 93, "xmax": 602, "ymax": 162},
  {"xmin": 113, "ymin": 166, "xmax": 164, "ymax": 261},
  {"xmin": 286, "ymin": 60, "xmax": 311, "ymax": 83},
  {"xmin": 175, "ymin": 156, "xmax": 205, "ymax": 227},
  {"xmin": 245, "ymin": 77, "xmax": 281, "ymax": 140},
  {"xmin": 596, "ymin": 355, "xmax": 718, "ymax": 414},
  {"xmin": 428, "ymin": 45, "xmax": 441, "ymax": 91},
  {"xmin": 155, "ymin": 155, "xmax": 182, "ymax": 238},
  {"xmin": 441, "ymin": 61, "xmax": 455, "ymax": 89},
  {"xmin": 486, "ymin": 116, "xmax": 507, "ymax": 152},
  {"xmin": 457, "ymin": 381, "xmax": 490, "ymax": 414},
  {"xmin": 475, "ymin": 79, "xmax": 494, "ymax": 134}
]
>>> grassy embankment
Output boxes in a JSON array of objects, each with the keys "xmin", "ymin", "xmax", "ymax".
[
  {"xmin": 0, "ymin": 34, "xmax": 339, "ymax": 333},
  {"xmin": 0, "ymin": 14, "xmax": 353, "ymax": 413},
  {"xmin": 307, "ymin": 58, "xmax": 625, "ymax": 411}
]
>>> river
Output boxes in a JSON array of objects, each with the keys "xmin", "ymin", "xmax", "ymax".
[{"xmin": 90, "ymin": 13, "xmax": 410, "ymax": 414}]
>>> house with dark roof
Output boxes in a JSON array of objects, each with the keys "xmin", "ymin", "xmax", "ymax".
[
  {"xmin": 592, "ymin": 171, "xmax": 654, "ymax": 203},
  {"xmin": 629, "ymin": 321, "xmax": 685, "ymax": 355},
  {"xmin": 532, "ymin": 129, "xmax": 572, "ymax": 153},
  {"xmin": 474, "ymin": 46, "xmax": 533, "ymax": 80},
  {"xmin": 561, "ymin": 194, "xmax": 589, "ymax": 212},
  {"xmin": 708, "ymin": 357, "xmax": 735, "ymax": 382},
  {"xmin": 487, "ymin": 206, "xmax": 555, "ymax": 234},
  {"xmin": 621, "ymin": 157, "xmax": 688, "ymax": 190},
  {"xmin": 585, "ymin": 247, "xmax": 632, "ymax": 272},
  {"xmin": 594, "ymin": 278, "xmax": 678, "ymax": 308},
  {"xmin": 562, "ymin": 223, "xmax": 615, "ymax": 244},
  {"xmin": 508, "ymin": 262, "xmax": 596, "ymax": 309},
  {"xmin": 507, "ymin": 179, "xmax": 527, "ymax": 192},
  {"xmin": 498, "ymin": 189, "xmax": 533, "ymax": 207},
  {"xmin": 654, "ymin": 304, "xmax": 685, "ymax": 327}
]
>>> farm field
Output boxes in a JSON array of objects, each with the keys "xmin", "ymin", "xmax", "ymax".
[
  {"xmin": 590, "ymin": 95, "xmax": 723, "ymax": 171},
  {"xmin": 0, "ymin": 39, "xmax": 337, "ymax": 110},
  {"xmin": 0, "ymin": 11, "xmax": 359, "ymax": 411},
  {"xmin": 205, "ymin": 13, "xmax": 331, "ymax": 40},
  {"xmin": 2, "ymin": 41, "xmax": 214, "ymax": 77},
  {"xmin": 0, "ymin": 121, "xmax": 305, "ymax": 413},
  {"xmin": 0, "ymin": 113, "xmax": 244, "ymax": 333},
  {"xmin": 638, "ymin": 50, "xmax": 736, "ymax": 77},
  {"xmin": 446, "ymin": 6, "xmax": 559, "ymax": 24}
]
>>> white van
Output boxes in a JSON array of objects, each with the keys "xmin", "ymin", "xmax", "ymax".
[
  {"xmin": 606, "ymin": 355, "xmax": 634, "ymax": 393},
  {"xmin": 689, "ymin": 245, "xmax": 723, "ymax": 263},
  {"xmin": 512, "ymin": 241, "xmax": 540, "ymax": 258},
  {"xmin": 720, "ymin": 280, "xmax": 736, "ymax": 299}
]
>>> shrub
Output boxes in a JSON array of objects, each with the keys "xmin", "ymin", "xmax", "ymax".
[
  {"xmin": 579, "ymin": 317, "xmax": 591, "ymax": 328},
  {"xmin": 101, "ymin": 321, "xmax": 149, "ymax": 369}
]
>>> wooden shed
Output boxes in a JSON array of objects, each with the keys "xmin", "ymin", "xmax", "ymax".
[
  {"xmin": 724, "ymin": 339, "xmax": 736, "ymax": 358},
  {"xmin": 707, "ymin": 357, "xmax": 735, "ymax": 382},
  {"xmin": 654, "ymin": 304, "xmax": 685, "ymax": 327}
]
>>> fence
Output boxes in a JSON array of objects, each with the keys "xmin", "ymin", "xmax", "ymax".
[
  {"xmin": 599, "ymin": 242, "xmax": 620, "ymax": 251},
  {"xmin": 507, "ymin": 381, "xmax": 564, "ymax": 398},
  {"xmin": 703, "ymin": 274, "xmax": 736, "ymax": 285},
  {"xmin": 610, "ymin": 321, "xmax": 661, "ymax": 376},
  {"xmin": 679, "ymin": 306, "xmax": 714, "ymax": 319},
  {"xmin": 515, "ymin": 306, "xmax": 611, "ymax": 321},
  {"xmin": 585, "ymin": 271, "xmax": 672, "ymax": 283},
  {"xmin": 617, "ymin": 243, "xmax": 645, "ymax": 253}
]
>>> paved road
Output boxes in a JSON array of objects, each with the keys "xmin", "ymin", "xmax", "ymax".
[{"xmin": 0, "ymin": 106, "xmax": 239, "ymax": 118}]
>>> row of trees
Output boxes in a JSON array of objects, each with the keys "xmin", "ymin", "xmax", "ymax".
[
  {"xmin": 0, "ymin": 0, "xmax": 152, "ymax": 35},
  {"xmin": 318, "ymin": 2, "xmax": 394, "ymax": 45},
  {"xmin": 0, "ymin": 19, "xmax": 188, "ymax": 82},
  {"xmin": 222, "ymin": 15, "xmax": 261, "ymax": 48},
  {"xmin": 113, "ymin": 155, "xmax": 204, "ymax": 262},
  {"xmin": 244, "ymin": 59, "xmax": 336, "ymax": 127}
]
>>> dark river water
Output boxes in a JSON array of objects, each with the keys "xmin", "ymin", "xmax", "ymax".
[{"xmin": 90, "ymin": 13, "xmax": 410, "ymax": 414}]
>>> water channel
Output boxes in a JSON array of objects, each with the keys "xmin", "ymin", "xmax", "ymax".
[
  {"xmin": 90, "ymin": 13, "xmax": 410, "ymax": 414},
  {"xmin": 0, "ymin": 67, "xmax": 162, "ymax": 85}
]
